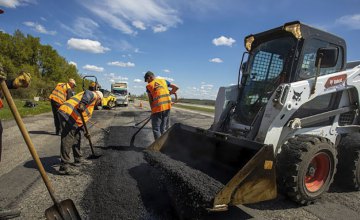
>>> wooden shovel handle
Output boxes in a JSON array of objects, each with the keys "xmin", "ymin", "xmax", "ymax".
[{"xmin": 0, "ymin": 80, "xmax": 59, "ymax": 204}]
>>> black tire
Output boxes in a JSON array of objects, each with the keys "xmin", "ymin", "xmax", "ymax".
[
  {"xmin": 336, "ymin": 134, "xmax": 360, "ymax": 190},
  {"xmin": 277, "ymin": 135, "xmax": 337, "ymax": 205},
  {"xmin": 107, "ymin": 100, "xmax": 115, "ymax": 108}
]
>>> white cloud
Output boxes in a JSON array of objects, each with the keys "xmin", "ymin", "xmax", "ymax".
[
  {"xmin": 74, "ymin": 17, "xmax": 99, "ymax": 37},
  {"xmin": 83, "ymin": 64, "xmax": 104, "ymax": 72},
  {"xmin": 201, "ymin": 84, "xmax": 214, "ymax": 90},
  {"xmin": 209, "ymin": 58, "xmax": 223, "ymax": 63},
  {"xmin": 81, "ymin": 0, "xmax": 182, "ymax": 35},
  {"xmin": 69, "ymin": 61, "xmax": 77, "ymax": 67},
  {"xmin": 336, "ymin": 14, "xmax": 360, "ymax": 30},
  {"xmin": 163, "ymin": 69, "xmax": 171, "ymax": 73},
  {"xmin": 105, "ymin": 73, "xmax": 128, "ymax": 83},
  {"xmin": 134, "ymin": 79, "xmax": 142, "ymax": 83},
  {"xmin": 157, "ymin": 76, "xmax": 174, "ymax": 82},
  {"xmin": 152, "ymin": 24, "xmax": 167, "ymax": 33},
  {"xmin": 67, "ymin": 38, "xmax": 110, "ymax": 53},
  {"xmin": 0, "ymin": 0, "xmax": 36, "ymax": 8},
  {"xmin": 23, "ymin": 21, "xmax": 56, "ymax": 35},
  {"xmin": 132, "ymin": 20, "xmax": 146, "ymax": 30},
  {"xmin": 212, "ymin": 36, "xmax": 236, "ymax": 47},
  {"xmin": 108, "ymin": 61, "xmax": 135, "ymax": 68}
]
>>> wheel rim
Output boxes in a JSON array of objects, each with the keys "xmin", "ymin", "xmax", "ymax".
[{"xmin": 305, "ymin": 152, "xmax": 330, "ymax": 192}]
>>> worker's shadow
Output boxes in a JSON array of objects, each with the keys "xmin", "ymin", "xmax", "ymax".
[
  {"xmin": 129, "ymin": 163, "xmax": 178, "ymax": 219},
  {"xmin": 28, "ymin": 130, "xmax": 59, "ymax": 136},
  {"xmin": 23, "ymin": 156, "xmax": 60, "ymax": 175}
]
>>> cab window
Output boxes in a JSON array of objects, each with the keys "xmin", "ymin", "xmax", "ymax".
[{"xmin": 298, "ymin": 38, "xmax": 343, "ymax": 80}]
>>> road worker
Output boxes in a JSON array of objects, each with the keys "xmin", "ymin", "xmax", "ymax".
[
  {"xmin": 49, "ymin": 79, "xmax": 76, "ymax": 135},
  {"xmin": 57, "ymin": 90, "xmax": 103, "ymax": 175},
  {"xmin": 144, "ymin": 71, "xmax": 179, "ymax": 139},
  {"xmin": 0, "ymin": 65, "xmax": 31, "ymax": 220}
]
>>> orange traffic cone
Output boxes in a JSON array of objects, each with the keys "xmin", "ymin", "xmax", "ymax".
[{"xmin": 139, "ymin": 101, "xmax": 143, "ymax": 108}]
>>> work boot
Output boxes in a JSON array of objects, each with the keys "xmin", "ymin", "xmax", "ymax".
[
  {"xmin": 0, "ymin": 208, "xmax": 21, "ymax": 220},
  {"xmin": 58, "ymin": 166, "xmax": 79, "ymax": 175},
  {"xmin": 73, "ymin": 159, "xmax": 92, "ymax": 167}
]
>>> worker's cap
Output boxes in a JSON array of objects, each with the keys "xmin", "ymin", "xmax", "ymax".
[
  {"xmin": 144, "ymin": 71, "xmax": 155, "ymax": 82},
  {"xmin": 68, "ymin": 78, "xmax": 77, "ymax": 87},
  {"xmin": 95, "ymin": 90, "xmax": 103, "ymax": 100}
]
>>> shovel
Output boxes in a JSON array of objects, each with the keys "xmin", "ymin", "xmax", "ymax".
[
  {"xmin": 87, "ymin": 120, "xmax": 110, "ymax": 134},
  {"xmin": 130, "ymin": 116, "xmax": 151, "ymax": 147},
  {"xmin": 79, "ymin": 111, "xmax": 102, "ymax": 159},
  {"xmin": 130, "ymin": 93, "xmax": 178, "ymax": 147},
  {"xmin": 0, "ymin": 80, "xmax": 81, "ymax": 220}
]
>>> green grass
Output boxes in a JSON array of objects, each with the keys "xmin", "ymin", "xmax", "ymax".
[
  {"xmin": 0, "ymin": 99, "xmax": 52, "ymax": 120},
  {"xmin": 173, "ymin": 104, "xmax": 215, "ymax": 114}
]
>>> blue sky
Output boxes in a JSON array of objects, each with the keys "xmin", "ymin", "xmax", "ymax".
[{"xmin": 0, "ymin": 0, "xmax": 359, "ymax": 99}]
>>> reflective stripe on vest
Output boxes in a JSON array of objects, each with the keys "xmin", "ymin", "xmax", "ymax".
[
  {"xmin": 49, "ymin": 83, "xmax": 70, "ymax": 104},
  {"xmin": 146, "ymin": 78, "xmax": 172, "ymax": 114},
  {"xmin": 58, "ymin": 91, "xmax": 96, "ymax": 127},
  {"xmin": 0, "ymin": 98, "xmax": 3, "ymax": 109}
]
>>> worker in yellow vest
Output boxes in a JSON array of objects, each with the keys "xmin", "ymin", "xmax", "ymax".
[
  {"xmin": 57, "ymin": 90, "xmax": 103, "ymax": 175},
  {"xmin": 49, "ymin": 79, "xmax": 76, "ymax": 135},
  {"xmin": 144, "ymin": 71, "xmax": 178, "ymax": 139},
  {"xmin": 0, "ymin": 65, "xmax": 31, "ymax": 220}
]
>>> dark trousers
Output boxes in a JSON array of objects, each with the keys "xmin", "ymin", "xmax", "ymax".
[
  {"xmin": 59, "ymin": 115, "xmax": 83, "ymax": 168},
  {"xmin": 151, "ymin": 109, "xmax": 170, "ymax": 139},
  {"xmin": 50, "ymin": 100, "xmax": 61, "ymax": 133}
]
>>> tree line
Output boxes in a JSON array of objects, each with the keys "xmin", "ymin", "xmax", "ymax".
[{"xmin": 0, "ymin": 30, "xmax": 84, "ymax": 99}]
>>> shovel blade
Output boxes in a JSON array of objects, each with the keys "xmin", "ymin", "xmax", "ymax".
[{"xmin": 45, "ymin": 199, "xmax": 81, "ymax": 220}]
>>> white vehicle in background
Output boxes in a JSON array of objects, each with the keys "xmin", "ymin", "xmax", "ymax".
[{"xmin": 111, "ymin": 82, "xmax": 129, "ymax": 106}]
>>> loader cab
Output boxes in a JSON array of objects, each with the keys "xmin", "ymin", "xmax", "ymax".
[{"xmin": 235, "ymin": 21, "xmax": 346, "ymax": 127}]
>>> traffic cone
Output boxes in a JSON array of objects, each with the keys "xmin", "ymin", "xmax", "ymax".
[{"xmin": 139, "ymin": 101, "xmax": 143, "ymax": 108}]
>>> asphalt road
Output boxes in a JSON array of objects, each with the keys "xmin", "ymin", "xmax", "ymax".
[{"xmin": 0, "ymin": 100, "xmax": 359, "ymax": 219}]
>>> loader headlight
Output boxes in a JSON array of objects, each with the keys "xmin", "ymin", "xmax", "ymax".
[
  {"xmin": 284, "ymin": 23, "xmax": 302, "ymax": 39},
  {"xmin": 245, "ymin": 35, "xmax": 255, "ymax": 51}
]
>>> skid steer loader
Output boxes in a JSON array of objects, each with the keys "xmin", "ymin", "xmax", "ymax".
[{"xmin": 144, "ymin": 21, "xmax": 360, "ymax": 217}]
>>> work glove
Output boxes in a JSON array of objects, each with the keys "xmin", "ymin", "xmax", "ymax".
[
  {"xmin": 13, "ymin": 71, "xmax": 31, "ymax": 88},
  {"xmin": 78, "ymin": 103, "xmax": 86, "ymax": 112}
]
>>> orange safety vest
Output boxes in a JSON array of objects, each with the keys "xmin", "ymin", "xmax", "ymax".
[
  {"xmin": 146, "ymin": 78, "xmax": 172, "ymax": 114},
  {"xmin": 58, "ymin": 91, "xmax": 97, "ymax": 127},
  {"xmin": 49, "ymin": 83, "xmax": 71, "ymax": 105},
  {"xmin": 0, "ymin": 98, "xmax": 3, "ymax": 109}
]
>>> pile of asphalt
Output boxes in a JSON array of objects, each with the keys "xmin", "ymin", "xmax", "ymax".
[{"xmin": 144, "ymin": 150, "xmax": 224, "ymax": 219}]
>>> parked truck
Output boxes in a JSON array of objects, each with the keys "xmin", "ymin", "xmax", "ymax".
[{"xmin": 111, "ymin": 82, "xmax": 129, "ymax": 106}]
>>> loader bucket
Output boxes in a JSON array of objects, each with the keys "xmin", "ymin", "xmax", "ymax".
[{"xmin": 144, "ymin": 123, "xmax": 276, "ymax": 217}]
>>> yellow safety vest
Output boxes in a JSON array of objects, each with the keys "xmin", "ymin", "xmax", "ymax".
[
  {"xmin": 49, "ymin": 83, "xmax": 71, "ymax": 105},
  {"xmin": 146, "ymin": 78, "xmax": 171, "ymax": 114},
  {"xmin": 58, "ymin": 91, "xmax": 97, "ymax": 127}
]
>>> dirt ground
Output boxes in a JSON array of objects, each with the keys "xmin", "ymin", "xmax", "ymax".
[{"xmin": 0, "ymin": 101, "xmax": 359, "ymax": 219}]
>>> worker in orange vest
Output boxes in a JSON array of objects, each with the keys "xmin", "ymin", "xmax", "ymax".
[
  {"xmin": 144, "ymin": 71, "xmax": 178, "ymax": 139},
  {"xmin": 57, "ymin": 90, "xmax": 103, "ymax": 175},
  {"xmin": 49, "ymin": 79, "xmax": 76, "ymax": 135},
  {"xmin": 0, "ymin": 65, "xmax": 31, "ymax": 220}
]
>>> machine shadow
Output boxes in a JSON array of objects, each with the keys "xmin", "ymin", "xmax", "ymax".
[{"xmin": 23, "ymin": 155, "xmax": 60, "ymax": 175}]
